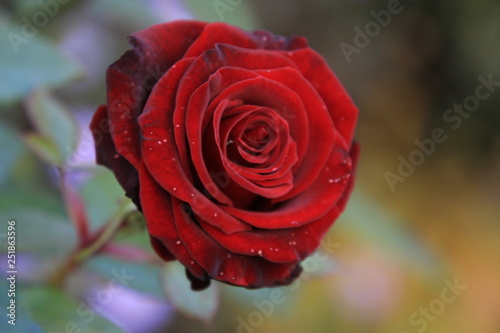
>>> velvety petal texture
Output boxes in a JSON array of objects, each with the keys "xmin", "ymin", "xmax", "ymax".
[{"xmin": 91, "ymin": 20, "xmax": 359, "ymax": 290}]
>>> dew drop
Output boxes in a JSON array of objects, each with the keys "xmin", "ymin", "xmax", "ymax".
[
  {"xmin": 250, "ymin": 249, "xmax": 255, "ymax": 253},
  {"xmin": 257, "ymin": 250, "xmax": 263, "ymax": 256},
  {"xmin": 114, "ymin": 154, "xmax": 120, "ymax": 159},
  {"xmin": 190, "ymin": 193, "xmax": 195, "ymax": 197},
  {"xmin": 227, "ymin": 253, "xmax": 231, "ymax": 258},
  {"xmin": 175, "ymin": 124, "xmax": 180, "ymax": 128},
  {"xmin": 220, "ymin": 272, "xmax": 224, "ymax": 276},
  {"xmin": 190, "ymin": 261, "xmax": 194, "ymax": 265},
  {"xmin": 173, "ymin": 187, "xmax": 177, "ymax": 191},
  {"xmin": 231, "ymin": 277, "xmax": 236, "ymax": 280},
  {"xmin": 214, "ymin": 213, "xmax": 218, "ymax": 217},
  {"xmin": 157, "ymin": 140, "xmax": 162, "ymax": 144},
  {"xmin": 291, "ymin": 221, "xmax": 299, "ymax": 225},
  {"xmin": 176, "ymin": 240, "xmax": 181, "ymax": 245},
  {"xmin": 163, "ymin": 139, "xmax": 168, "ymax": 143},
  {"xmin": 148, "ymin": 147, "xmax": 152, "ymax": 151}
]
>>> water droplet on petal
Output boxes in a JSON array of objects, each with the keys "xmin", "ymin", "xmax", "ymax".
[
  {"xmin": 291, "ymin": 221, "xmax": 299, "ymax": 225},
  {"xmin": 214, "ymin": 213, "xmax": 218, "ymax": 217},
  {"xmin": 190, "ymin": 193, "xmax": 195, "ymax": 197},
  {"xmin": 250, "ymin": 249, "xmax": 255, "ymax": 253},
  {"xmin": 172, "ymin": 187, "xmax": 177, "ymax": 191},
  {"xmin": 257, "ymin": 250, "xmax": 263, "ymax": 256},
  {"xmin": 227, "ymin": 253, "xmax": 231, "ymax": 258},
  {"xmin": 220, "ymin": 272, "xmax": 224, "ymax": 276},
  {"xmin": 176, "ymin": 240, "xmax": 181, "ymax": 245},
  {"xmin": 114, "ymin": 154, "xmax": 120, "ymax": 159}
]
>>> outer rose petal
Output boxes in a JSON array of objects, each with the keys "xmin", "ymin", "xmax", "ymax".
[
  {"xmin": 284, "ymin": 48, "xmax": 359, "ymax": 145},
  {"xmin": 106, "ymin": 21, "xmax": 208, "ymax": 168},
  {"xmin": 90, "ymin": 106, "xmax": 140, "ymax": 207},
  {"xmin": 139, "ymin": 162, "xmax": 208, "ymax": 281},
  {"xmin": 171, "ymin": 196, "xmax": 303, "ymax": 288}
]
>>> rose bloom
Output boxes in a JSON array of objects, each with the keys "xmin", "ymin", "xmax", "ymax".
[{"xmin": 91, "ymin": 20, "xmax": 359, "ymax": 290}]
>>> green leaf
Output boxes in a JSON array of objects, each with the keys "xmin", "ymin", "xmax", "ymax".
[
  {"xmin": 0, "ymin": 17, "xmax": 81, "ymax": 104},
  {"xmin": 24, "ymin": 88, "xmax": 78, "ymax": 162},
  {"xmin": 0, "ymin": 209, "xmax": 75, "ymax": 254},
  {"xmin": 86, "ymin": 256, "xmax": 163, "ymax": 296},
  {"xmin": 0, "ymin": 279, "xmax": 44, "ymax": 333},
  {"xmin": 0, "ymin": 122, "xmax": 25, "ymax": 185},
  {"xmin": 79, "ymin": 166, "xmax": 126, "ymax": 230},
  {"xmin": 23, "ymin": 133, "xmax": 64, "ymax": 165},
  {"xmin": 184, "ymin": 0, "xmax": 258, "ymax": 30},
  {"xmin": 22, "ymin": 287, "xmax": 121, "ymax": 333},
  {"xmin": 340, "ymin": 190, "xmax": 443, "ymax": 280},
  {"xmin": 161, "ymin": 261, "xmax": 220, "ymax": 323}
]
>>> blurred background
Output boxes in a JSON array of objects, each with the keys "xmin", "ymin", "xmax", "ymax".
[{"xmin": 1, "ymin": 0, "xmax": 499, "ymax": 332}]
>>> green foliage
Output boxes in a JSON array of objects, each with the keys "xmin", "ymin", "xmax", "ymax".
[
  {"xmin": 0, "ymin": 122, "xmax": 25, "ymax": 185},
  {"xmin": 0, "ymin": 17, "xmax": 80, "ymax": 104},
  {"xmin": 24, "ymin": 89, "xmax": 79, "ymax": 164},
  {"xmin": 22, "ymin": 287, "xmax": 121, "ymax": 333},
  {"xmin": 184, "ymin": 0, "xmax": 258, "ymax": 30},
  {"xmin": 79, "ymin": 166, "xmax": 126, "ymax": 230},
  {"xmin": 86, "ymin": 256, "xmax": 163, "ymax": 296},
  {"xmin": 161, "ymin": 261, "xmax": 220, "ymax": 323}
]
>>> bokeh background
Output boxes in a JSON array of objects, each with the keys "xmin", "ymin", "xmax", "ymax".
[{"xmin": 1, "ymin": 0, "xmax": 500, "ymax": 332}]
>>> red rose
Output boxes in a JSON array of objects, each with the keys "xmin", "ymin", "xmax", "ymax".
[{"xmin": 90, "ymin": 20, "xmax": 359, "ymax": 290}]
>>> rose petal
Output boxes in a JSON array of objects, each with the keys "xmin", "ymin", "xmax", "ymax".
[
  {"xmin": 139, "ymin": 59, "xmax": 252, "ymax": 234},
  {"xmin": 89, "ymin": 105, "xmax": 140, "ymax": 207},
  {"xmin": 220, "ymin": 141, "xmax": 353, "ymax": 229},
  {"xmin": 171, "ymin": 196, "xmax": 303, "ymax": 288},
  {"xmin": 285, "ymin": 48, "xmax": 359, "ymax": 145},
  {"xmin": 199, "ymin": 200, "xmax": 343, "ymax": 264},
  {"xmin": 139, "ymin": 161, "xmax": 207, "ymax": 281},
  {"xmin": 106, "ymin": 21, "xmax": 207, "ymax": 169}
]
